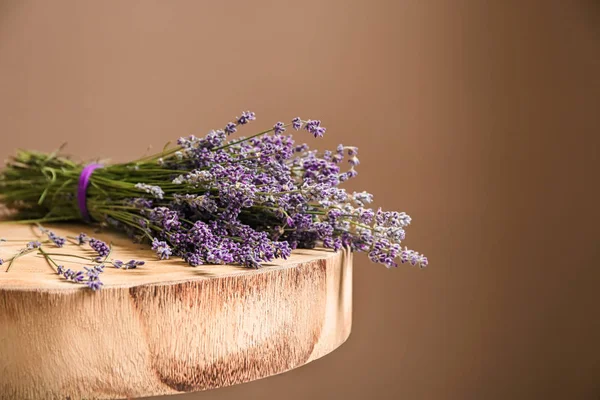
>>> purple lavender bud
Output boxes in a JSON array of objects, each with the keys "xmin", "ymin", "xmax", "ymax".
[
  {"xmin": 26, "ymin": 241, "xmax": 41, "ymax": 250},
  {"xmin": 224, "ymin": 122, "xmax": 237, "ymax": 135},
  {"xmin": 292, "ymin": 117, "xmax": 302, "ymax": 130},
  {"xmin": 400, "ymin": 250, "xmax": 410, "ymax": 264},
  {"xmin": 359, "ymin": 208, "xmax": 375, "ymax": 224},
  {"xmin": 89, "ymin": 238, "xmax": 110, "ymax": 258},
  {"xmin": 113, "ymin": 260, "xmax": 123, "ymax": 269},
  {"xmin": 185, "ymin": 252, "xmax": 204, "ymax": 267},
  {"xmin": 348, "ymin": 156, "xmax": 360, "ymax": 166},
  {"xmin": 273, "ymin": 122, "xmax": 286, "ymax": 135},
  {"xmin": 86, "ymin": 280, "xmax": 103, "ymax": 291},
  {"xmin": 398, "ymin": 212, "xmax": 412, "ymax": 227},
  {"xmin": 303, "ymin": 120, "xmax": 326, "ymax": 138},
  {"xmin": 84, "ymin": 265, "xmax": 104, "ymax": 279},
  {"xmin": 75, "ymin": 233, "xmax": 89, "ymax": 245},
  {"xmin": 48, "ymin": 231, "xmax": 66, "ymax": 248},
  {"xmin": 237, "ymin": 111, "xmax": 256, "ymax": 125},
  {"xmin": 72, "ymin": 270, "xmax": 85, "ymax": 283},
  {"xmin": 244, "ymin": 256, "xmax": 261, "ymax": 269},
  {"xmin": 314, "ymin": 127, "xmax": 326, "ymax": 137},
  {"xmin": 56, "ymin": 265, "xmax": 64, "ymax": 275},
  {"xmin": 333, "ymin": 238, "xmax": 343, "ymax": 252},
  {"xmin": 327, "ymin": 209, "xmax": 342, "ymax": 222},
  {"xmin": 0, "ymin": 258, "xmax": 4, "ymax": 266},
  {"xmin": 152, "ymin": 238, "xmax": 172, "ymax": 260}
]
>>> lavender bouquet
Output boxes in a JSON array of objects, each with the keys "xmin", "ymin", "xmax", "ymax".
[{"xmin": 0, "ymin": 112, "xmax": 427, "ymax": 279}]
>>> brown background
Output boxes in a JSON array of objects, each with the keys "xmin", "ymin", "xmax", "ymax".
[{"xmin": 0, "ymin": 1, "xmax": 599, "ymax": 399}]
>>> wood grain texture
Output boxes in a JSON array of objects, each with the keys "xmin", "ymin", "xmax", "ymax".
[{"xmin": 0, "ymin": 224, "xmax": 352, "ymax": 399}]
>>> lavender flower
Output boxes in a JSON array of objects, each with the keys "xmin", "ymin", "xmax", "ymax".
[
  {"xmin": 304, "ymin": 119, "xmax": 326, "ymax": 138},
  {"xmin": 75, "ymin": 233, "xmax": 89, "ymax": 245},
  {"xmin": 237, "ymin": 111, "xmax": 256, "ymax": 125},
  {"xmin": 85, "ymin": 265, "xmax": 104, "ymax": 278},
  {"xmin": 47, "ymin": 231, "xmax": 66, "ymax": 247},
  {"xmin": 126, "ymin": 260, "xmax": 145, "ymax": 269},
  {"xmin": 399, "ymin": 248, "xmax": 428, "ymax": 268},
  {"xmin": 292, "ymin": 117, "xmax": 302, "ymax": 130},
  {"xmin": 0, "ymin": 258, "xmax": 4, "ymax": 266},
  {"xmin": 134, "ymin": 183, "xmax": 164, "ymax": 200},
  {"xmin": 224, "ymin": 122, "xmax": 237, "ymax": 135},
  {"xmin": 112, "ymin": 258, "xmax": 144, "ymax": 269},
  {"xmin": 89, "ymin": 238, "xmax": 110, "ymax": 258},
  {"xmin": 172, "ymin": 170, "xmax": 213, "ymax": 186},
  {"xmin": 152, "ymin": 238, "xmax": 172, "ymax": 260},
  {"xmin": 26, "ymin": 241, "xmax": 41, "ymax": 250},
  {"xmin": 273, "ymin": 122, "xmax": 286, "ymax": 135},
  {"xmin": 86, "ymin": 280, "xmax": 103, "ymax": 291},
  {"xmin": 61, "ymin": 268, "xmax": 85, "ymax": 283}
]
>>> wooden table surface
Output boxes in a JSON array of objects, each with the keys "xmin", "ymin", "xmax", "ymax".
[{"xmin": 0, "ymin": 223, "xmax": 352, "ymax": 400}]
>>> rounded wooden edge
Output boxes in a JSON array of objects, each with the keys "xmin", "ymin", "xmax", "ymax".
[
  {"xmin": 0, "ymin": 225, "xmax": 353, "ymax": 399},
  {"xmin": 0, "ymin": 223, "xmax": 343, "ymax": 291}
]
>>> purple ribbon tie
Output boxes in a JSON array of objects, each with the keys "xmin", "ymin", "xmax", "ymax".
[{"xmin": 77, "ymin": 163, "xmax": 103, "ymax": 222}]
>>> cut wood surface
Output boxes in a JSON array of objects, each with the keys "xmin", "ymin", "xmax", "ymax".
[{"xmin": 0, "ymin": 223, "xmax": 352, "ymax": 400}]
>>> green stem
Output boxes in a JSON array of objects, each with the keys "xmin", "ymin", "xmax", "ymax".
[
  {"xmin": 212, "ymin": 124, "xmax": 292, "ymax": 151},
  {"xmin": 4, "ymin": 248, "xmax": 36, "ymax": 272},
  {"xmin": 39, "ymin": 252, "xmax": 96, "ymax": 262},
  {"xmin": 38, "ymin": 247, "xmax": 60, "ymax": 273}
]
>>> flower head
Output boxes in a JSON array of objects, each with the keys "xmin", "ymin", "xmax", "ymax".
[
  {"xmin": 26, "ymin": 241, "xmax": 41, "ymax": 250},
  {"xmin": 152, "ymin": 238, "xmax": 172, "ymax": 260},
  {"xmin": 224, "ymin": 122, "xmax": 237, "ymax": 135},
  {"xmin": 237, "ymin": 111, "xmax": 256, "ymax": 125},
  {"xmin": 273, "ymin": 122, "xmax": 286, "ymax": 135},
  {"xmin": 86, "ymin": 280, "xmax": 104, "ymax": 291},
  {"xmin": 292, "ymin": 117, "xmax": 302, "ymax": 130},
  {"xmin": 89, "ymin": 238, "xmax": 110, "ymax": 258},
  {"xmin": 47, "ymin": 231, "xmax": 66, "ymax": 248},
  {"xmin": 134, "ymin": 183, "xmax": 164, "ymax": 200},
  {"xmin": 303, "ymin": 119, "xmax": 326, "ymax": 138},
  {"xmin": 75, "ymin": 233, "xmax": 89, "ymax": 245}
]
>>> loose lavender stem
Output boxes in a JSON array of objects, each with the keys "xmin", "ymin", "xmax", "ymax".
[
  {"xmin": 212, "ymin": 124, "xmax": 291, "ymax": 151},
  {"xmin": 38, "ymin": 247, "xmax": 60, "ymax": 273}
]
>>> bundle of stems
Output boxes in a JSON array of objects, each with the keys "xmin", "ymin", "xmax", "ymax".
[{"xmin": 0, "ymin": 112, "xmax": 427, "ymax": 270}]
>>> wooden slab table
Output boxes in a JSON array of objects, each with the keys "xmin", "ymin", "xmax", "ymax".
[{"xmin": 0, "ymin": 224, "xmax": 352, "ymax": 400}]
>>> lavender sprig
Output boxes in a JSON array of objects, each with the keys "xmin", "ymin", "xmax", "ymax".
[{"xmin": 89, "ymin": 238, "xmax": 110, "ymax": 258}]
